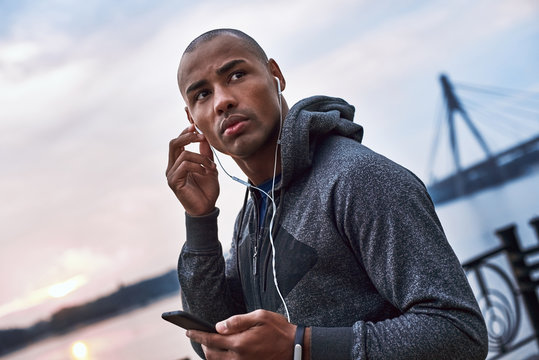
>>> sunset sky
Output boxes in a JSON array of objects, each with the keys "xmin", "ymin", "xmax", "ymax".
[{"xmin": 1, "ymin": 0, "xmax": 538, "ymax": 328}]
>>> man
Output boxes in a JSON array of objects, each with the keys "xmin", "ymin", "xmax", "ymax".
[{"xmin": 166, "ymin": 28, "xmax": 488, "ymax": 360}]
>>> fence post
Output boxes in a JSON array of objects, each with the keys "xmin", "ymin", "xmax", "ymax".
[
  {"xmin": 530, "ymin": 217, "xmax": 539, "ymax": 239},
  {"xmin": 496, "ymin": 225, "xmax": 539, "ymax": 343}
]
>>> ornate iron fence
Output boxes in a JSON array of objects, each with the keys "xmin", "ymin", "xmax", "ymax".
[{"xmin": 462, "ymin": 217, "xmax": 539, "ymax": 359}]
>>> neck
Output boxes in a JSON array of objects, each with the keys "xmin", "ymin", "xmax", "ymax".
[{"xmin": 235, "ymin": 144, "xmax": 282, "ymax": 185}]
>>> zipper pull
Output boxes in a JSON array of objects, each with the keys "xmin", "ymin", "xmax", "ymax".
[{"xmin": 252, "ymin": 247, "xmax": 258, "ymax": 275}]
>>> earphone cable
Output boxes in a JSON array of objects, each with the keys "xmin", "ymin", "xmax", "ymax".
[
  {"xmin": 268, "ymin": 82, "xmax": 291, "ymax": 322},
  {"xmin": 207, "ymin": 80, "xmax": 290, "ymax": 322}
]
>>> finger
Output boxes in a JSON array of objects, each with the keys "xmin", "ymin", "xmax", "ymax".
[
  {"xmin": 181, "ymin": 123, "xmax": 206, "ymax": 143},
  {"xmin": 167, "ymin": 158, "xmax": 217, "ymax": 192},
  {"xmin": 167, "ymin": 138, "xmax": 183, "ymax": 175},
  {"xmin": 181, "ymin": 123, "xmax": 201, "ymax": 136},
  {"xmin": 167, "ymin": 131, "xmax": 198, "ymax": 173},
  {"xmin": 199, "ymin": 135, "xmax": 214, "ymax": 160},
  {"xmin": 167, "ymin": 161, "xmax": 206, "ymax": 186},
  {"xmin": 168, "ymin": 150, "xmax": 217, "ymax": 180},
  {"xmin": 187, "ymin": 330, "xmax": 231, "ymax": 352},
  {"xmin": 202, "ymin": 344, "xmax": 229, "ymax": 359},
  {"xmin": 166, "ymin": 128, "xmax": 205, "ymax": 174},
  {"xmin": 204, "ymin": 348, "xmax": 229, "ymax": 360},
  {"xmin": 165, "ymin": 139, "xmax": 215, "ymax": 177}
]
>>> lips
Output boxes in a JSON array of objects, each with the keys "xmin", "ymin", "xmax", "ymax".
[{"xmin": 220, "ymin": 114, "xmax": 248, "ymax": 134}]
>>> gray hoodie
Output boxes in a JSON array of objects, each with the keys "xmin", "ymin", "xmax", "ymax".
[{"xmin": 178, "ymin": 96, "xmax": 488, "ymax": 359}]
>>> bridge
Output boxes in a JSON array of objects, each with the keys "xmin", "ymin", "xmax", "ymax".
[{"xmin": 427, "ymin": 74, "xmax": 539, "ymax": 205}]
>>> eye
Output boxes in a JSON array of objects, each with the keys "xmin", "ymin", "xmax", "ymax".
[
  {"xmin": 195, "ymin": 90, "xmax": 210, "ymax": 101},
  {"xmin": 230, "ymin": 71, "xmax": 245, "ymax": 81}
]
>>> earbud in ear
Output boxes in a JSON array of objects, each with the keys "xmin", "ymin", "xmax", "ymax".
[
  {"xmin": 193, "ymin": 123, "xmax": 203, "ymax": 134},
  {"xmin": 274, "ymin": 76, "xmax": 282, "ymax": 94}
]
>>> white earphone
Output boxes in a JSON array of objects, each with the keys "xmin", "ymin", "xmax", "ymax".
[{"xmin": 275, "ymin": 76, "xmax": 282, "ymax": 94}]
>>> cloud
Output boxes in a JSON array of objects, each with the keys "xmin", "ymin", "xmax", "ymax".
[
  {"xmin": 279, "ymin": 0, "xmax": 538, "ymax": 175},
  {"xmin": 287, "ymin": 0, "xmax": 537, "ymax": 95}
]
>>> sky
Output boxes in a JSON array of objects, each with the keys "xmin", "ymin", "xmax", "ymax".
[{"xmin": 0, "ymin": 0, "xmax": 538, "ymax": 328}]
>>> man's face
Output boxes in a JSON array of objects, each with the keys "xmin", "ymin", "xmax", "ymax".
[{"xmin": 178, "ymin": 34, "xmax": 282, "ymax": 161}]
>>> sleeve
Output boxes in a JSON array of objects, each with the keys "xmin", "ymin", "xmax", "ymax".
[
  {"xmin": 310, "ymin": 153, "xmax": 488, "ymax": 360},
  {"xmin": 177, "ymin": 208, "xmax": 247, "ymax": 357}
]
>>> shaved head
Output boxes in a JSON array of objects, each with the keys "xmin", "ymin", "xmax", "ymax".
[{"xmin": 182, "ymin": 29, "xmax": 268, "ymax": 64}]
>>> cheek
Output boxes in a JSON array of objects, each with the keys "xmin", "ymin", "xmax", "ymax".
[
  {"xmin": 191, "ymin": 109, "xmax": 212, "ymax": 131},
  {"xmin": 252, "ymin": 87, "xmax": 280, "ymax": 116}
]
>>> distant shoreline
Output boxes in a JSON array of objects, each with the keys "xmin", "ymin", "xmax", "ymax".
[{"xmin": 0, "ymin": 269, "xmax": 179, "ymax": 357}]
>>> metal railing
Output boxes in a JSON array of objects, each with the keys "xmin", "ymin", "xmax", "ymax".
[{"xmin": 462, "ymin": 217, "xmax": 539, "ymax": 359}]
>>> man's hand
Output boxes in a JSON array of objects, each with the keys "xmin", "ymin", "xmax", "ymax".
[
  {"xmin": 186, "ymin": 310, "xmax": 302, "ymax": 360},
  {"xmin": 166, "ymin": 124, "xmax": 219, "ymax": 216}
]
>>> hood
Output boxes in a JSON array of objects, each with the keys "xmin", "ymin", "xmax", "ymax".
[{"xmin": 280, "ymin": 96, "xmax": 363, "ymax": 187}]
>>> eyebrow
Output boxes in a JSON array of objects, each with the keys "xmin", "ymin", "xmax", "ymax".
[
  {"xmin": 185, "ymin": 80, "xmax": 207, "ymax": 96},
  {"xmin": 185, "ymin": 59, "xmax": 247, "ymax": 96},
  {"xmin": 216, "ymin": 59, "xmax": 246, "ymax": 75}
]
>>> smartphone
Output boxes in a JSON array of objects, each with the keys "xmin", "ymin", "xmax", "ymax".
[{"xmin": 161, "ymin": 310, "xmax": 217, "ymax": 333}]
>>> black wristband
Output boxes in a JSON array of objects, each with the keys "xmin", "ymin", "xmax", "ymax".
[{"xmin": 294, "ymin": 325, "xmax": 305, "ymax": 360}]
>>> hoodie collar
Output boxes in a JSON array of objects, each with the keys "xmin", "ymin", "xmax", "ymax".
[{"xmin": 279, "ymin": 96, "xmax": 363, "ymax": 188}]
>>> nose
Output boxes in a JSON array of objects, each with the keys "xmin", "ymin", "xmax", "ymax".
[{"xmin": 213, "ymin": 85, "xmax": 237, "ymax": 116}]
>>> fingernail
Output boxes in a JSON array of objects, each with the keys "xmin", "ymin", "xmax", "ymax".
[
  {"xmin": 216, "ymin": 321, "xmax": 227, "ymax": 332},
  {"xmin": 185, "ymin": 330, "xmax": 191, "ymax": 337}
]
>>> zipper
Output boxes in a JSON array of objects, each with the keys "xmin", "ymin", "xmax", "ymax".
[
  {"xmin": 252, "ymin": 192, "xmax": 261, "ymax": 277},
  {"xmin": 262, "ymin": 191, "xmax": 282, "ymax": 294},
  {"xmin": 251, "ymin": 185, "xmax": 282, "ymax": 308},
  {"xmin": 252, "ymin": 189, "xmax": 267, "ymax": 277},
  {"xmin": 252, "ymin": 245, "xmax": 258, "ymax": 275},
  {"xmin": 251, "ymin": 193, "xmax": 264, "ymax": 309}
]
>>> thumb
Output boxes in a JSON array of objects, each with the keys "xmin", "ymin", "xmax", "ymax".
[{"xmin": 216, "ymin": 313, "xmax": 258, "ymax": 335}]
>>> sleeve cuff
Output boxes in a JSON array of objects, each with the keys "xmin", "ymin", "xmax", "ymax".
[
  {"xmin": 184, "ymin": 207, "xmax": 220, "ymax": 251},
  {"xmin": 311, "ymin": 326, "xmax": 352, "ymax": 360}
]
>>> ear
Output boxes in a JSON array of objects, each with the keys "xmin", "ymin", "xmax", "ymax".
[
  {"xmin": 268, "ymin": 58, "xmax": 286, "ymax": 92},
  {"xmin": 185, "ymin": 106, "xmax": 195, "ymax": 125}
]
